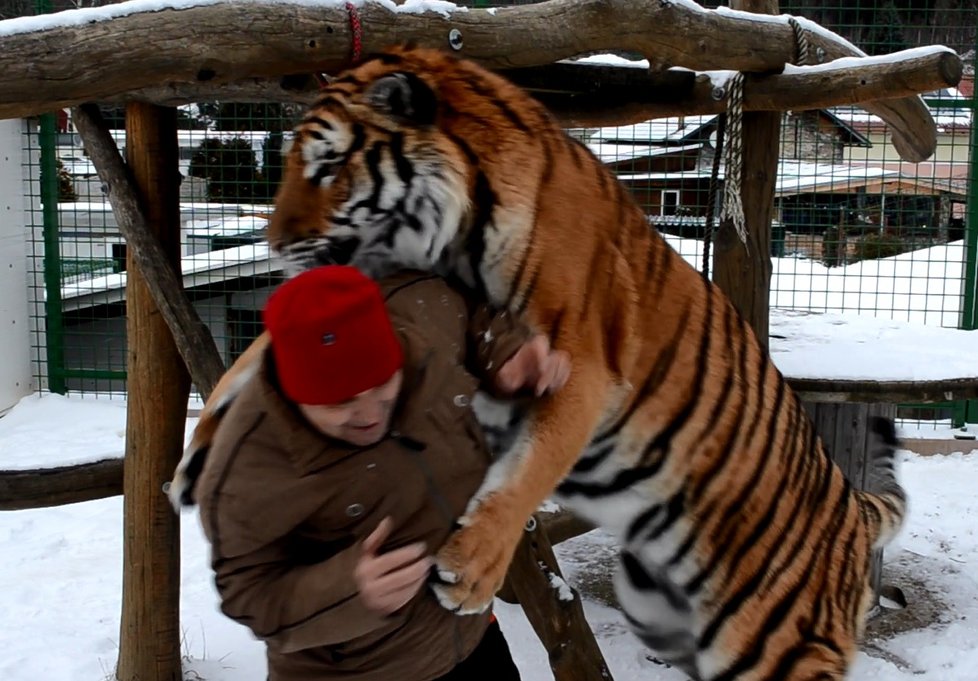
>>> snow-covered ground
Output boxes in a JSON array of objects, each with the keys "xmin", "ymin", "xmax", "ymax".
[
  {"xmin": 2, "ymin": 237, "xmax": 977, "ymax": 679},
  {"xmin": 665, "ymin": 235, "xmax": 970, "ymax": 328},
  {"xmin": 1, "ymin": 391, "xmax": 976, "ymax": 680}
]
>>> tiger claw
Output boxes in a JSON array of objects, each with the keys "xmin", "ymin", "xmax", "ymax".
[{"xmin": 436, "ymin": 568, "xmax": 460, "ymax": 585}]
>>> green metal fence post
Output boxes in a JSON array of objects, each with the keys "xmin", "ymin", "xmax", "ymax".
[
  {"xmin": 34, "ymin": 0, "xmax": 67, "ymax": 394},
  {"xmin": 38, "ymin": 116, "xmax": 67, "ymax": 394},
  {"xmin": 954, "ymin": 49, "xmax": 978, "ymax": 427}
]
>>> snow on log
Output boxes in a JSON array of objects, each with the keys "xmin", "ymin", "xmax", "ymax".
[{"xmin": 0, "ymin": 0, "xmax": 960, "ymax": 161}]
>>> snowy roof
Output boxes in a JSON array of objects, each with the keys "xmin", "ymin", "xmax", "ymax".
[
  {"xmin": 593, "ymin": 109, "xmax": 870, "ymax": 148},
  {"xmin": 184, "ymin": 215, "xmax": 269, "ymax": 239},
  {"xmin": 592, "ymin": 115, "xmax": 718, "ymax": 144},
  {"xmin": 830, "ymin": 80, "xmax": 973, "ymax": 133},
  {"xmin": 59, "ymin": 242, "xmax": 279, "ymax": 311},
  {"xmin": 775, "ymin": 161, "xmax": 899, "ymax": 196},
  {"xmin": 586, "ymin": 142, "xmax": 701, "ymax": 165},
  {"xmin": 616, "ymin": 160, "xmax": 910, "ymax": 197}
]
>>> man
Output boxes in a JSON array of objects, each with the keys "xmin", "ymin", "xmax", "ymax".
[{"xmin": 194, "ymin": 265, "xmax": 570, "ymax": 681}]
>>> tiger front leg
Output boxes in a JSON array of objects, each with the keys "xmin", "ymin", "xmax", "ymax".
[{"xmin": 431, "ymin": 376, "xmax": 605, "ymax": 614}]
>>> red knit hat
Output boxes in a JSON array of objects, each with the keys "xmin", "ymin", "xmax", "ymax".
[{"xmin": 263, "ymin": 265, "xmax": 404, "ymax": 405}]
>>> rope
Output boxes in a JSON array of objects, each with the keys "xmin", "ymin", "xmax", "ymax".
[
  {"xmin": 788, "ymin": 16, "xmax": 812, "ymax": 67},
  {"xmin": 719, "ymin": 71, "xmax": 748, "ymax": 254},
  {"xmin": 314, "ymin": 2, "xmax": 363, "ymax": 89},
  {"xmin": 346, "ymin": 1, "xmax": 363, "ymax": 64},
  {"xmin": 708, "ymin": 17, "xmax": 811, "ymax": 265}
]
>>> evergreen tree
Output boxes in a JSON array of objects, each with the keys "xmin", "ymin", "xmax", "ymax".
[{"xmin": 188, "ymin": 137, "xmax": 261, "ymax": 202}]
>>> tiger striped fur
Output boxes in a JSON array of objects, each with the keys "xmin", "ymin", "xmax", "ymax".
[{"xmin": 169, "ymin": 46, "xmax": 907, "ymax": 680}]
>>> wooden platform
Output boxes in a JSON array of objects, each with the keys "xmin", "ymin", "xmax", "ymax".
[{"xmin": 771, "ymin": 308, "xmax": 978, "ymax": 403}]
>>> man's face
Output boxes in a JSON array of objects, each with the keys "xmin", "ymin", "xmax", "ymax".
[{"xmin": 298, "ymin": 370, "xmax": 403, "ymax": 446}]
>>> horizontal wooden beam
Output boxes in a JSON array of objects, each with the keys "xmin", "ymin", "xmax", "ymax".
[
  {"xmin": 94, "ymin": 47, "xmax": 961, "ymax": 139},
  {"xmin": 536, "ymin": 507, "xmax": 597, "ymax": 546},
  {"xmin": 535, "ymin": 49, "xmax": 961, "ymax": 128},
  {"xmin": 791, "ymin": 377, "xmax": 978, "ymax": 404},
  {"xmin": 0, "ymin": 0, "xmax": 958, "ymax": 161},
  {"xmin": 5, "ymin": 363, "xmax": 973, "ymax": 510},
  {"xmin": 0, "ymin": 459, "xmax": 122, "ymax": 511}
]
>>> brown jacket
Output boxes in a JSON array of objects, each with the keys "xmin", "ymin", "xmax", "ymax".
[{"xmin": 195, "ymin": 271, "xmax": 530, "ymax": 681}]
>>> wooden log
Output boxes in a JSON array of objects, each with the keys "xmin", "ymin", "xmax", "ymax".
[
  {"xmin": 790, "ymin": 376, "xmax": 978, "ymax": 404},
  {"xmin": 91, "ymin": 47, "xmax": 961, "ymax": 133},
  {"xmin": 506, "ymin": 514, "xmax": 613, "ymax": 681},
  {"xmin": 712, "ymin": 0, "xmax": 779, "ymax": 347},
  {"xmin": 542, "ymin": 48, "xmax": 962, "ymax": 129},
  {"xmin": 116, "ymin": 102, "xmax": 189, "ymax": 681},
  {"xmin": 71, "ymin": 104, "xmax": 225, "ymax": 401},
  {"xmin": 0, "ymin": 0, "xmax": 949, "ymax": 161},
  {"xmin": 801, "ymin": 401, "xmax": 899, "ymax": 598},
  {"xmin": 537, "ymin": 507, "xmax": 597, "ymax": 547},
  {"xmin": 497, "ymin": 507, "xmax": 596, "ymax": 603},
  {"xmin": 10, "ymin": 368, "xmax": 966, "ymax": 511},
  {"xmin": 0, "ymin": 459, "xmax": 122, "ymax": 511}
]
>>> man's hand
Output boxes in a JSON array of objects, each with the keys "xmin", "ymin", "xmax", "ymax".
[
  {"xmin": 494, "ymin": 335, "xmax": 571, "ymax": 397},
  {"xmin": 354, "ymin": 517, "xmax": 432, "ymax": 615}
]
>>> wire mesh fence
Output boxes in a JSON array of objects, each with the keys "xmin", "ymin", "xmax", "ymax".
[
  {"xmin": 14, "ymin": 0, "xmax": 978, "ymax": 428},
  {"xmin": 22, "ymin": 104, "xmax": 293, "ymax": 399}
]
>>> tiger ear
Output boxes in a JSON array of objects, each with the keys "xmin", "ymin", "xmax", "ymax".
[{"xmin": 365, "ymin": 72, "xmax": 438, "ymax": 126}]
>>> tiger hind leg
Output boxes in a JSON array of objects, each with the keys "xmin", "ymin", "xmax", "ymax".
[
  {"xmin": 165, "ymin": 331, "xmax": 269, "ymax": 510},
  {"xmin": 614, "ymin": 550, "xmax": 698, "ymax": 678},
  {"xmin": 748, "ymin": 643, "xmax": 848, "ymax": 681}
]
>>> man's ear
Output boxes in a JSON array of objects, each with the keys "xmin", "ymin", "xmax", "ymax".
[{"xmin": 364, "ymin": 72, "xmax": 438, "ymax": 126}]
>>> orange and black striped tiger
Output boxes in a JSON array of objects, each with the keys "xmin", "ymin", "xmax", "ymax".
[{"xmin": 170, "ymin": 46, "xmax": 907, "ymax": 680}]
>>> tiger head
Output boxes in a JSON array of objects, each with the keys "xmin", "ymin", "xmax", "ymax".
[{"xmin": 269, "ymin": 45, "xmax": 558, "ymax": 297}]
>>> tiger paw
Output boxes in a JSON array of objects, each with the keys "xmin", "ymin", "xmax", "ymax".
[{"xmin": 430, "ymin": 505, "xmax": 522, "ymax": 614}]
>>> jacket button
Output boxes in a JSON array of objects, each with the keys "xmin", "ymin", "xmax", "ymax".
[
  {"xmin": 345, "ymin": 503, "xmax": 365, "ymax": 518},
  {"xmin": 453, "ymin": 394, "xmax": 469, "ymax": 408}
]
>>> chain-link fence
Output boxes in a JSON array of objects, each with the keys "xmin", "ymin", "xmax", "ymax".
[{"xmin": 15, "ymin": 0, "xmax": 978, "ymax": 427}]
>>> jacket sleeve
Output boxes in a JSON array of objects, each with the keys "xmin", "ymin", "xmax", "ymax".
[
  {"xmin": 200, "ymin": 457, "xmax": 388, "ymax": 653},
  {"xmin": 464, "ymin": 301, "xmax": 534, "ymax": 391}
]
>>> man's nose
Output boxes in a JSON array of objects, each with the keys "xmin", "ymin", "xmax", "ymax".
[{"xmin": 354, "ymin": 400, "xmax": 383, "ymax": 423}]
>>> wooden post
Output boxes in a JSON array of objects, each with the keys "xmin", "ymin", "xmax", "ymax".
[
  {"xmin": 505, "ymin": 515, "xmax": 614, "ymax": 681},
  {"xmin": 116, "ymin": 102, "xmax": 189, "ymax": 681},
  {"xmin": 802, "ymin": 401, "xmax": 897, "ymax": 599},
  {"xmin": 714, "ymin": 0, "xmax": 780, "ymax": 347}
]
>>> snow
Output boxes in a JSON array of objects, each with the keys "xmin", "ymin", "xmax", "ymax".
[
  {"xmin": 587, "ymin": 142, "xmax": 701, "ymax": 165},
  {"xmin": 1, "ymin": 393, "xmax": 977, "ymax": 680},
  {"xmin": 185, "ymin": 215, "xmax": 269, "ymax": 239},
  {"xmin": 0, "ymin": 0, "xmax": 471, "ymax": 37},
  {"xmin": 657, "ymin": 236, "xmax": 968, "ymax": 328},
  {"xmin": 593, "ymin": 115, "xmax": 718, "ymax": 144},
  {"xmin": 769, "ymin": 309, "xmax": 978, "ymax": 383},
  {"xmin": 546, "ymin": 570, "xmax": 575, "ymax": 603},
  {"xmin": 393, "ymin": 0, "xmax": 465, "ymax": 18},
  {"xmin": 60, "ymin": 241, "xmax": 277, "ymax": 308},
  {"xmin": 615, "ymin": 158, "xmax": 901, "ymax": 197},
  {"xmin": 781, "ymin": 45, "xmax": 956, "ymax": 76}
]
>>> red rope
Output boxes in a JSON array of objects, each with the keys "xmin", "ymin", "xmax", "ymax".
[
  {"xmin": 346, "ymin": 2, "xmax": 363, "ymax": 64},
  {"xmin": 314, "ymin": 2, "xmax": 363, "ymax": 89}
]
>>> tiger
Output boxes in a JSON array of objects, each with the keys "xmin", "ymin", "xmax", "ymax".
[{"xmin": 168, "ymin": 45, "xmax": 907, "ymax": 680}]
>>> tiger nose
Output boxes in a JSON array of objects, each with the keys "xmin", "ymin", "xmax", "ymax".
[{"xmin": 329, "ymin": 236, "xmax": 362, "ymax": 265}]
